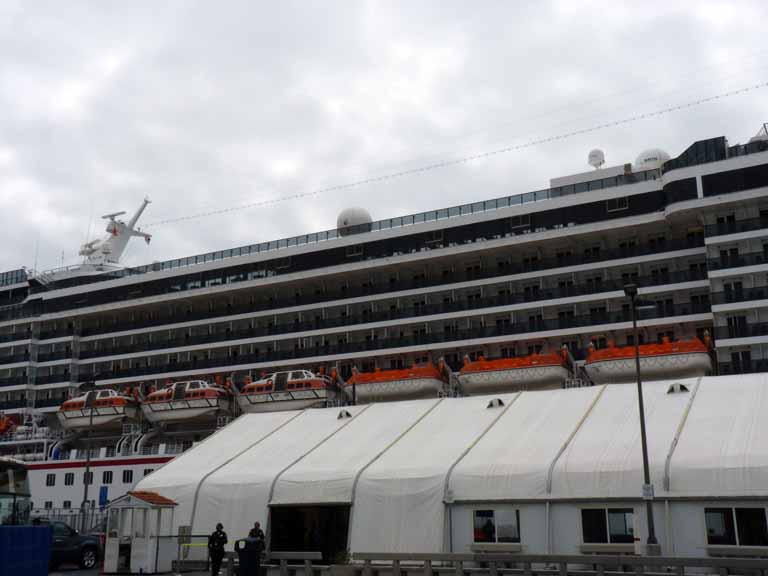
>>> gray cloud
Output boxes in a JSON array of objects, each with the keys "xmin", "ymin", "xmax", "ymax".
[{"xmin": 1, "ymin": 0, "xmax": 767, "ymax": 272}]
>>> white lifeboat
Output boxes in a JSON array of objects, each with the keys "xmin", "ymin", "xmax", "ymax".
[
  {"xmin": 57, "ymin": 389, "xmax": 139, "ymax": 430},
  {"xmin": 237, "ymin": 369, "xmax": 332, "ymax": 413},
  {"xmin": 458, "ymin": 350, "xmax": 570, "ymax": 394},
  {"xmin": 141, "ymin": 380, "xmax": 233, "ymax": 424},
  {"xmin": 585, "ymin": 337, "xmax": 712, "ymax": 384},
  {"xmin": 345, "ymin": 363, "xmax": 446, "ymax": 403}
]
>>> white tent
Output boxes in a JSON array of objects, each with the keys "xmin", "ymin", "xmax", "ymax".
[{"xmin": 135, "ymin": 375, "xmax": 768, "ymax": 555}]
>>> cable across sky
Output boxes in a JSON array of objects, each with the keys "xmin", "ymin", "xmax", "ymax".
[{"xmin": 144, "ymin": 80, "xmax": 768, "ymax": 228}]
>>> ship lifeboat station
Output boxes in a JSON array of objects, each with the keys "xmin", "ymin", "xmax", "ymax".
[{"xmin": 136, "ymin": 373, "xmax": 768, "ymax": 561}]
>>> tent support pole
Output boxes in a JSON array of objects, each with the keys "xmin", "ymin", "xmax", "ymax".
[{"xmin": 545, "ymin": 501, "xmax": 551, "ymax": 554}]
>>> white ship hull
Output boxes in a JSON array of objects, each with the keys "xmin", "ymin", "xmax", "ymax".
[
  {"xmin": 237, "ymin": 389, "xmax": 328, "ymax": 413},
  {"xmin": 586, "ymin": 352, "xmax": 712, "ymax": 384},
  {"xmin": 57, "ymin": 405, "xmax": 139, "ymax": 430},
  {"xmin": 141, "ymin": 398, "xmax": 230, "ymax": 423},
  {"xmin": 347, "ymin": 378, "xmax": 444, "ymax": 402},
  {"xmin": 458, "ymin": 365, "xmax": 569, "ymax": 394}
]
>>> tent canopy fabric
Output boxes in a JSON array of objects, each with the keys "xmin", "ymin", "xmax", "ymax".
[{"xmin": 135, "ymin": 376, "xmax": 768, "ymax": 553}]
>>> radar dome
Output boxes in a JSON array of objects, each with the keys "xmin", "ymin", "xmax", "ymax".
[
  {"xmin": 588, "ymin": 149, "xmax": 605, "ymax": 169},
  {"xmin": 337, "ymin": 207, "xmax": 372, "ymax": 236},
  {"xmin": 635, "ymin": 148, "xmax": 671, "ymax": 170}
]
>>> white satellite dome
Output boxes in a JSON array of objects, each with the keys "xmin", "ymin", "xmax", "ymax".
[
  {"xmin": 634, "ymin": 148, "xmax": 671, "ymax": 170},
  {"xmin": 337, "ymin": 207, "xmax": 372, "ymax": 235}
]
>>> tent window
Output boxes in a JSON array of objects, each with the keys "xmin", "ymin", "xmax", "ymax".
[
  {"xmin": 473, "ymin": 509, "xmax": 520, "ymax": 543},
  {"xmin": 582, "ymin": 508, "xmax": 633, "ymax": 544},
  {"xmin": 706, "ymin": 507, "xmax": 768, "ymax": 546}
]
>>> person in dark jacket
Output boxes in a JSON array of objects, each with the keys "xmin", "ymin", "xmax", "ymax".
[
  {"xmin": 208, "ymin": 523, "xmax": 228, "ymax": 576},
  {"xmin": 247, "ymin": 522, "xmax": 266, "ymax": 575}
]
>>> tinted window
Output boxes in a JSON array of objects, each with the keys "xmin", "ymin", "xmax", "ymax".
[
  {"xmin": 607, "ymin": 509, "xmax": 634, "ymax": 543},
  {"xmin": 52, "ymin": 522, "xmax": 70, "ymax": 537},
  {"xmin": 581, "ymin": 509, "xmax": 608, "ymax": 543},
  {"xmin": 735, "ymin": 508, "xmax": 768, "ymax": 547},
  {"xmin": 705, "ymin": 508, "xmax": 736, "ymax": 545},
  {"xmin": 496, "ymin": 509, "xmax": 520, "ymax": 543}
]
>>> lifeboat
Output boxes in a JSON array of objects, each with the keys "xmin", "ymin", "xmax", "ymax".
[
  {"xmin": 458, "ymin": 350, "xmax": 570, "ymax": 394},
  {"xmin": 345, "ymin": 363, "xmax": 446, "ymax": 403},
  {"xmin": 585, "ymin": 337, "xmax": 712, "ymax": 384},
  {"xmin": 238, "ymin": 369, "xmax": 333, "ymax": 413},
  {"xmin": 0, "ymin": 413, "xmax": 16, "ymax": 437},
  {"xmin": 57, "ymin": 389, "xmax": 139, "ymax": 430},
  {"xmin": 141, "ymin": 380, "xmax": 232, "ymax": 424}
]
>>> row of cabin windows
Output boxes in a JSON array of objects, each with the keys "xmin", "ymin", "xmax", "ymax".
[
  {"xmin": 253, "ymin": 382, "xmax": 314, "ymax": 393},
  {"xmin": 46, "ymin": 468, "xmax": 154, "ymax": 487},
  {"xmin": 472, "ymin": 507, "xmax": 768, "ymax": 547}
]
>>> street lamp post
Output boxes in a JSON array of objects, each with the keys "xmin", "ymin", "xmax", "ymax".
[
  {"xmin": 79, "ymin": 382, "xmax": 96, "ymax": 533},
  {"xmin": 623, "ymin": 284, "xmax": 660, "ymax": 554}
]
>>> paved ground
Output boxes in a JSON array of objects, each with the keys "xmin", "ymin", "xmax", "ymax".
[{"xmin": 49, "ymin": 565, "xmax": 98, "ymax": 576}]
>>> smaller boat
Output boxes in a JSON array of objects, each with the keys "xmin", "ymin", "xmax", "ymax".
[
  {"xmin": 345, "ymin": 363, "xmax": 446, "ymax": 403},
  {"xmin": 237, "ymin": 369, "xmax": 333, "ymax": 413},
  {"xmin": 585, "ymin": 337, "xmax": 711, "ymax": 384},
  {"xmin": 141, "ymin": 380, "xmax": 232, "ymax": 424},
  {"xmin": 458, "ymin": 350, "xmax": 570, "ymax": 394},
  {"xmin": 57, "ymin": 389, "xmax": 139, "ymax": 430}
]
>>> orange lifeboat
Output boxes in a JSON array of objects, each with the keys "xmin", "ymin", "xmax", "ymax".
[
  {"xmin": 585, "ymin": 337, "xmax": 711, "ymax": 384},
  {"xmin": 458, "ymin": 350, "xmax": 569, "ymax": 393},
  {"xmin": 0, "ymin": 413, "xmax": 16, "ymax": 437},
  {"xmin": 238, "ymin": 369, "xmax": 333, "ymax": 413},
  {"xmin": 345, "ymin": 363, "xmax": 446, "ymax": 402},
  {"xmin": 57, "ymin": 389, "xmax": 139, "ymax": 430},
  {"xmin": 141, "ymin": 380, "xmax": 232, "ymax": 424}
]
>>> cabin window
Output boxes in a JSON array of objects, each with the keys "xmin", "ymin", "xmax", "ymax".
[
  {"xmin": 188, "ymin": 382, "xmax": 200, "ymax": 390},
  {"xmin": 144, "ymin": 468, "xmax": 154, "ymax": 477},
  {"xmin": 102, "ymin": 471, "xmax": 113, "ymax": 485},
  {"xmin": 45, "ymin": 473, "xmax": 56, "ymax": 487},
  {"xmin": 83, "ymin": 471, "xmax": 93, "ymax": 485},
  {"xmin": 705, "ymin": 507, "xmax": 768, "ymax": 547},
  {"xmin": 472, "ymin": 509, "xmax": 520, "ymax": 543},
  {"xmin": 63, "ymin": 500, "xmax": 71, "ymax": 509},
  {"xmin": 606, "ymin": 197, "xmax": 628, "ymax": 212},
  {"xmin": 581, "ymin": 508, "xmax": 634, "ymax": 544},
  {"xmin": 290, "ymin": 372, "xmax": 304, "ymax": 380},
  {"xmin": 122, "ymin": 470, "xmax": 133, "ymax": 484},
  {"xmin": 64, "ymin": 473, "xmax": 74, "ymax": 486}
]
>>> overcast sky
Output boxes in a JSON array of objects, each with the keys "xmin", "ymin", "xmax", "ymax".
[{"xmin": 1, "ymin": 0, "xmax": 767, "ymax": 273}]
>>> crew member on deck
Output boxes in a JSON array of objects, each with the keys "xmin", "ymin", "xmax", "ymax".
[{"xmin": 208, "ymin": 522, "xmax": 228, "ymax": 576}]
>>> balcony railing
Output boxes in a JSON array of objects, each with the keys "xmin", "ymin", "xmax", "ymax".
[
  {"xmin": 78, "ymin": 269, "xmax": 709, "ymax": 361},
  {"xmin": 705, "ymin": 216, "xmax": 768, "ymax": 238},
  {"xmin": 710, "ymin": 287, "xmax": 768, "ymax": 305},
  {"xmin": 34, "ymin": 396, "xmax": 68, "ymax": 408},
  {"xmin": 0, "ymin": 399, "xmax": 26, "ymax": 410},
  {"xmin": 80, "ymin": 303, "xmax": 711, "ymax": 382},
  {"xmin": 717, "ymin": 360, "xmax": 768, "ymax": 375},
  {"xmin": 0, "ymin": 375, "xmax": 28, "ymax": 387},
  {"xmin": 0, "ymin": 332, "xmax": 31, "ymax": 344},
  {"xmin": 77, "ymin": 239, "xmax": 706, "ymax": 338},
  {"xmin": 34, "ymin": 373, "xmax": 70, "ymax": 385},
  {"xmin": 713, "ymin": 321, "xmax": 768, "ymax": 340},
  {"xmin": 0, "ymin": 353, "xmax": 29, "ymax": 366},
  {"xmin": 707, "ymin": 250, "xmax": 768, "ymax": 271},
  {"xmin": 36, "ymin": 350, "xmax": 73, "ymax": 362}
]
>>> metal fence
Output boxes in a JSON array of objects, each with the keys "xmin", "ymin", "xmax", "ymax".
[{"xmin": 31, "ymin": 507, "xmax": 107, "ymax": 533}]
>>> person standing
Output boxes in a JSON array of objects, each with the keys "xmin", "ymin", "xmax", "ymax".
[
  {"xmin": 248, "ymin": 522, "xmax": 266, "ymax": 576},
  {"xmin": 208, "ymin": 522, "xmax": 228, "ymax": 576}
]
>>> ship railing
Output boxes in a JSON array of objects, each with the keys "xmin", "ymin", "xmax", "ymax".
[{"xmin": 352, "ymin": 552, "xmax": 768, "ymax": 576}]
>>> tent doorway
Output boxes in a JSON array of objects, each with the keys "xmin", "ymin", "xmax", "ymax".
[{"xmin": 270, "ymin": 505, "xmax": 350, "ymax": 563}]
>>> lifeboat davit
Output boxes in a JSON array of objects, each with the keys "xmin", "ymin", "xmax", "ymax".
[
  {"xmin": 345, "ymin": 363, "xmax": 446, "ymax": 402},
  {"xmin": 585, "ymin": 337, "xmax": 712, "ymax": 384},
  {"xmin": 458, "ymin": 350, "xmax": 570, "ymax": 394},
  {"xmin": 238, "ymin": 369, "xmax": 333, "ymax": 413},
  {"xmin": 57, "ymin": 389, "xmax": 139, "ymax": 430},
  {"xmin": 141, "ymin": 380, "xmax": 232, "ymax": 424}
]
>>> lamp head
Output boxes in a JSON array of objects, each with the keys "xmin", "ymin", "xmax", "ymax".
[{"xmin": 623, "ymin": 283, "xmax": 638, "ymax": 298}]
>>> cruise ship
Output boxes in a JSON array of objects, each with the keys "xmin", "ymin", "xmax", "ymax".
[{"xmin": 2, "ymin": 123, "xmax": 768, "ymax": 516}]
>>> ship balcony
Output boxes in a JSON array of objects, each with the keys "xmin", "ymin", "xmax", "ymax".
[
  {"xmin": 0, "ymin": 332, "xmax": 31, "ymax": 344},
  {"xmin": 717, "ymin": 359, "xmax": 768, "ymax": 375},
  {"xmin": 0, "ymin": 375, "xmax": 28, "ymax": 387},
  {"xmin": 705, "ymin": 216, "xmax": 768, "ymax": 239},
  {"xmin": 0, "ymin": 399, "xmax": 27, "ymax": 410},
  {"xmin": 82, "ymin": 303, "xmax": 712, "ymax": 382},
  {"xmin": 34, "ymin": 372, "xmax": 70, "ymax": 385},
  {"xmin": 77, "ymin": 269, "xmax": 708, "ymax": 360},
  {"xmin": 77, "ymin": 239, "xmax": 706, "ymax": 339},
  {"xmin": 34, "ymin": 396, "xmax": 67, "ymax": 409},
  {"xmin": 35, "ymin": 349, "xmax": 73, "ymax": 363},
  {"xmin": 0, "ymin": 352, "xmax": 29, "ymax": 366},
  {"xmin": 713, "ymin": 320, "xmax": 768, "ymax": 341},
  {"xmin": 710, "ymin": 288, "xmax": 768, "ymax": 307},
  {"xmin": 707, "ymin": 250, "xmax": 768, "ymax": 273}
]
